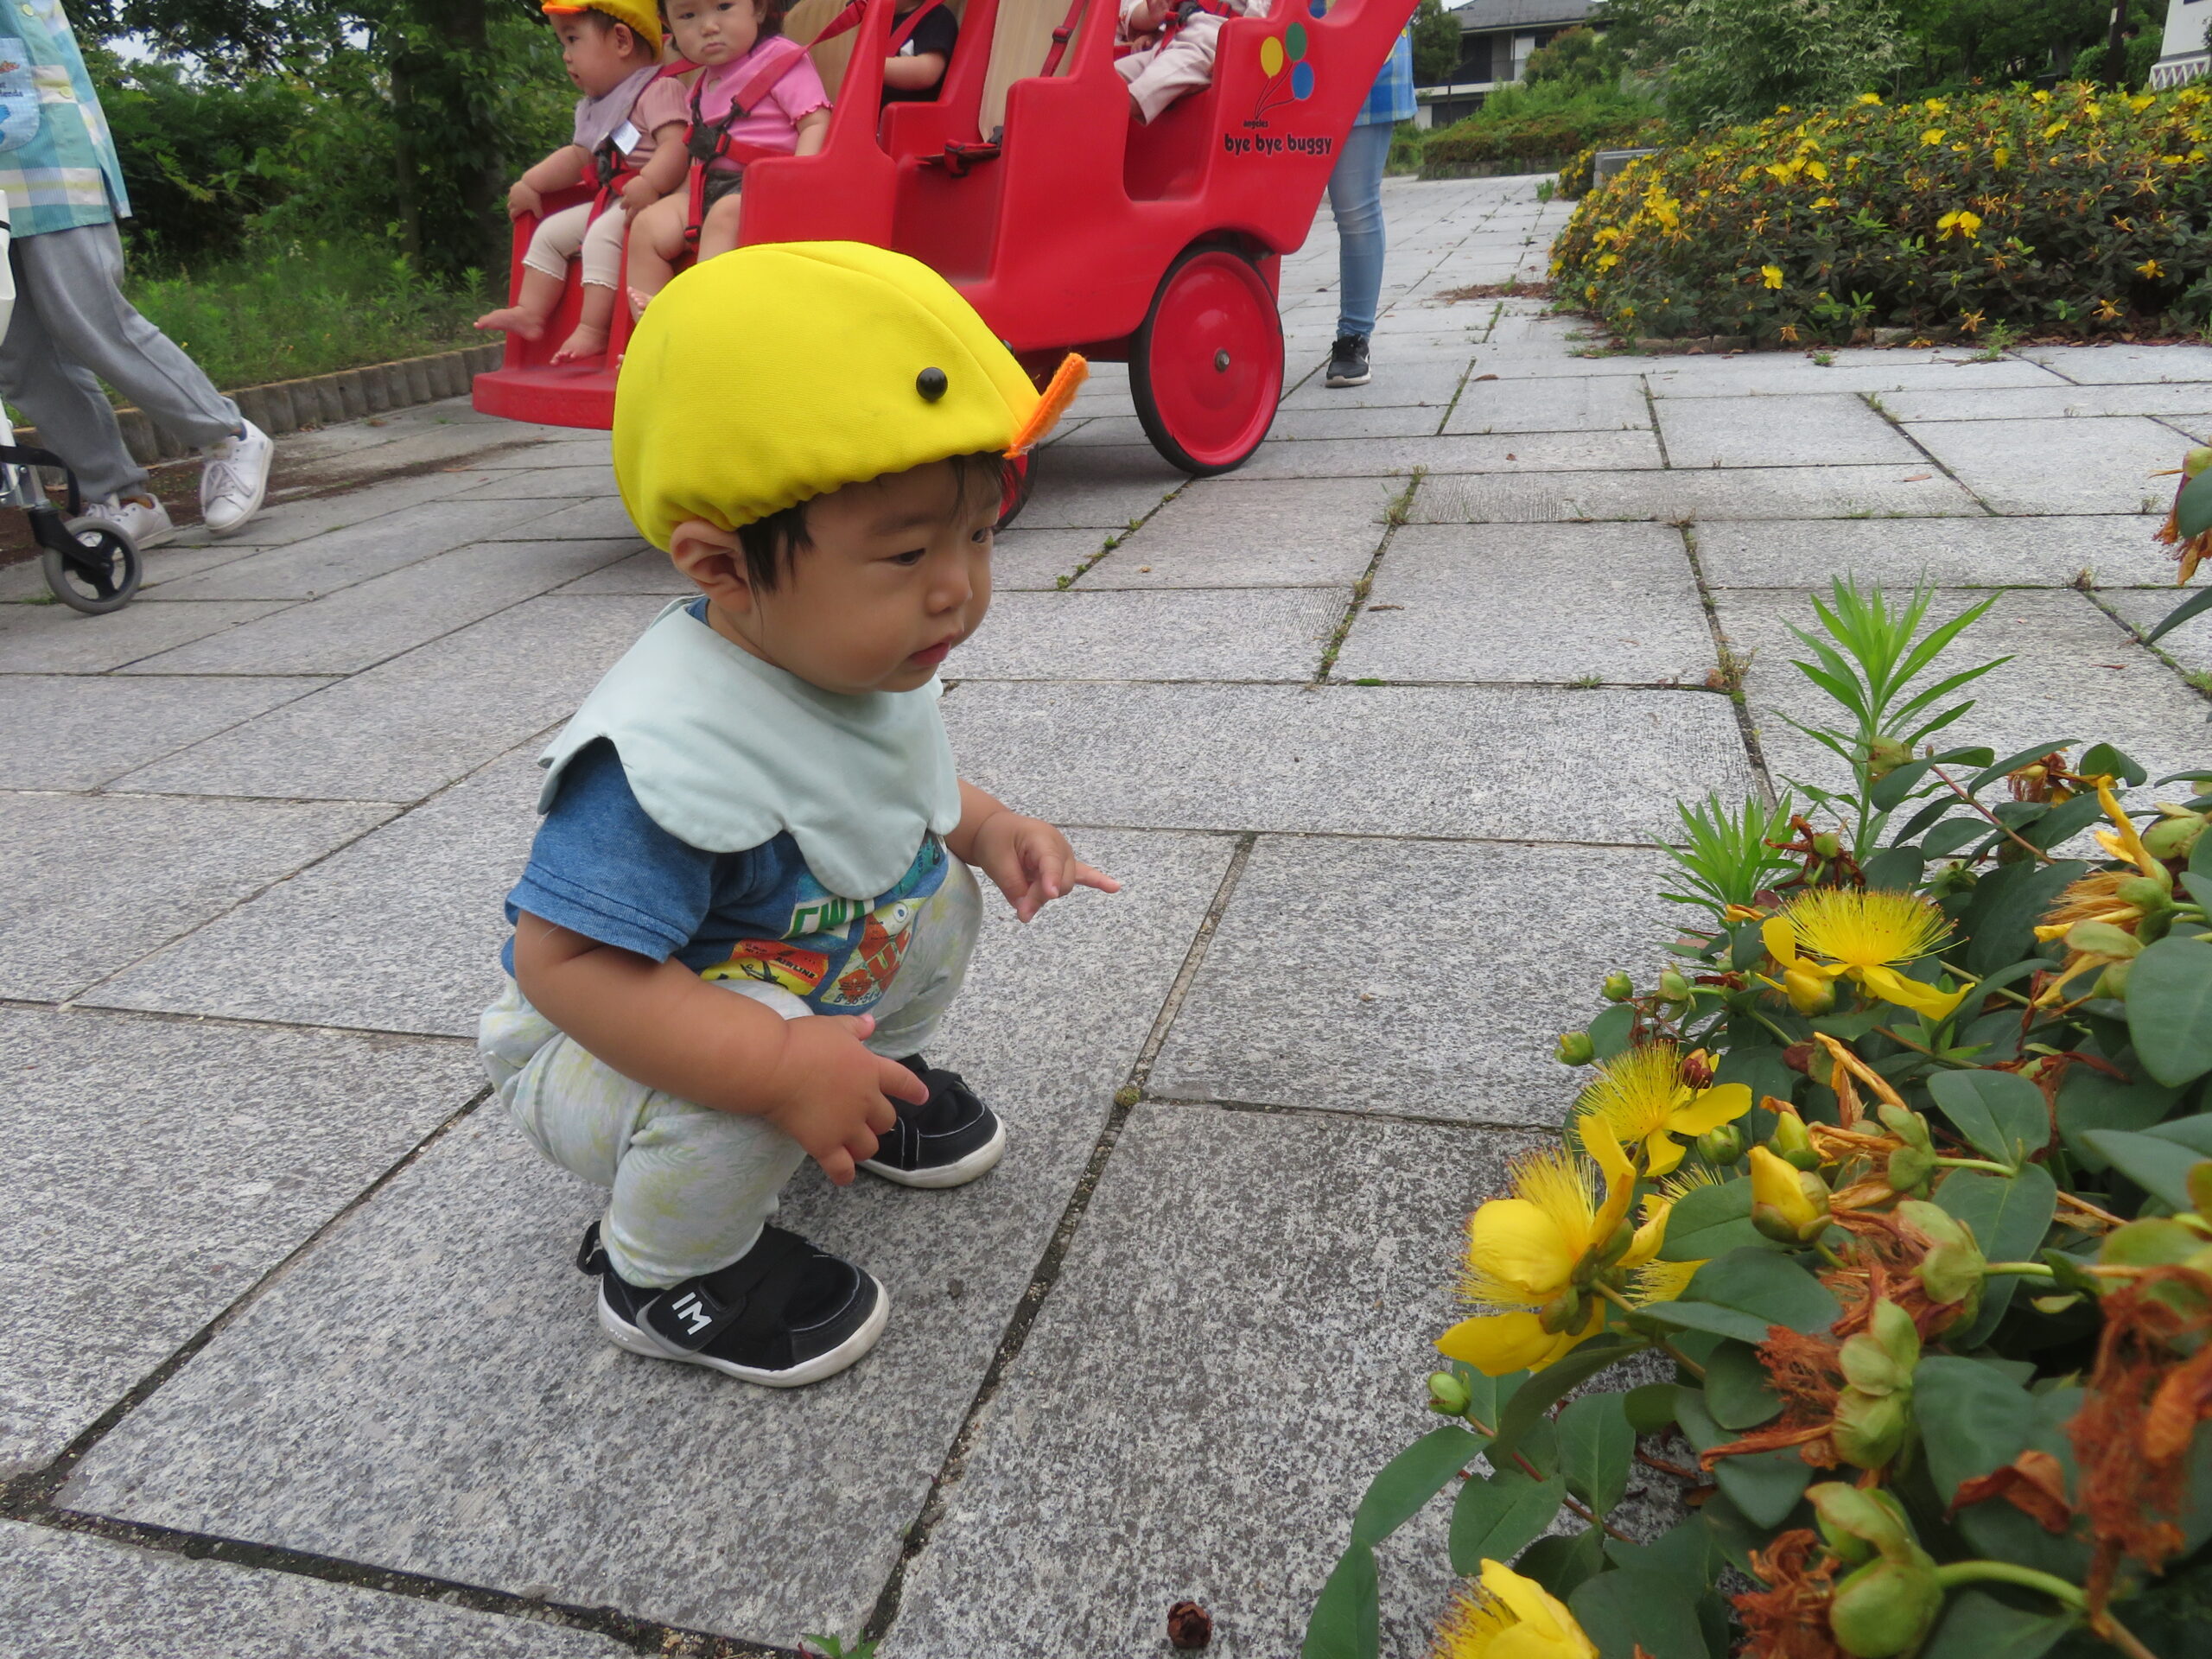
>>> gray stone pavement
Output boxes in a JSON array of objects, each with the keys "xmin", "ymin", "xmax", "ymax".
[{"xmin": 3, "ymin": 175, "xmax": 2209, "ymax": 1656}]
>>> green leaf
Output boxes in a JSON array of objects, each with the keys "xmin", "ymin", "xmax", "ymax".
[
  {"xmin": 1570, "ymin": 1568, "xmax": 1715, "ymax": 1659},
  {"xmin": 1300, "ymin": 1542, "xmax": 1377, "ymax": 1659},
  {"xmin": 1516, "ymin": 1526, "xmax": 1605, "ymax": 1600},
  {"xmin": 1713, "ymin": 1046, "xmax": 1797, "ymax": 1110},
  {"xmin": 1684, "ymin": 1249, "xmax": 1842, "ymax": 1333},
  {"xmin": 1607, "ymin": 1515, "xmax": 1721, "ymax": 1584},
  {"xmin": 1452, "ymin": 1366, "xmax": 1529, "ymax": 1436},
  {"xmin": 1558, "ymin": 1392, "xmax": 1635, "ymax": 1516},
  {"xmin": 1961, "ymin": 860, "xmax": 2087, "ymax": 976},
  {"xmin": 1660, "ymin": 1177, "xmax": 1771, "ymax": 1262},
  {"xmin": 2057, "ymin": 1065, "xmax": 2182, "ymax": 1170},
  {"xmin": 1704, "ymin": 1338, "xmax": 1783, "ymax": 1430},
  {"xmin": 2085, "ymin": 1128, "xmax": 2205, "ymax": 1211},
  {"xmin": 2126, "ymin": 936, "xmax": 2212, "ymax": 1087},
  {"xmin": 1638, "ymin": 1300, "xmax": 1774, "ymax": 1344},
  {"xmin": 1350, "ymin": 1425, "xmax": 1482, "ymax": 1546},
  {"xmin": 1588, "ymin": 1001, "xmax": 1637, "ymax": 1061},
  {"xmin": 1449, "ymin": 1467, "xmax": 1567, "ymax": 1575},
  {"xmin": 2023, "ymin": 793, "xmax": 2112, "ymax": 853},
  {"xmin": 2078, "ymin": 743, "xmax": 2147, "ymax": 787},
  {"xmin": 2145, "ymin": 583, "xmax": 2212, "ymax": 644},
  {"xmin": 2146, "ymin": 1113, "xmax": 2212, "ymax": 1156},
  {"xmin": 1491, "ymin": 1338, "xmax": 1640, "ymax": 1465},
  {"xmin": 1934, "ymin": 1163, "xmax": 2057, "ymax": 1343},
  {"xmin": 1915, "ymin": 1356, "xmax": 2033, "ymax": 1504},
  {"xmin": 1917, "ymin": 1589, "xmax": 2074, "ymax": 1659},
  {"xmin": 1624, "ymin": 1382, "xmax": 1681, "ymax": 1435},
  {"xmin": 1926, "ymin": 1069, "xmax": 2048, "ymax": 1166},
  {"xmin": 1676, "ymin": 1388, "xmax": 1811, "ymax": 1527}
]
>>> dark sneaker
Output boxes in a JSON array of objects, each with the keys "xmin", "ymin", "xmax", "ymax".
[
  {"xmin": 582, "ymin": 1222, "xmax": 888, "ymax": 1388},
  {"xmin": 1325, "ymin": 334, "xmax": 1371, "ymax": 388},
  {"xmin": 859, "ymin": 1056, "xmax": 1006, "ymax": 1189}
]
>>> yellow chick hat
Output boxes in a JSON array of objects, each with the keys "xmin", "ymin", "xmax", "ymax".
[
  {"xmin": 543, "ymin": 0, "xmax": 664, "ymax": 53},
  {"xmin": 614, "ymin": 241, "xmax": 1086, "ymax": 549}
]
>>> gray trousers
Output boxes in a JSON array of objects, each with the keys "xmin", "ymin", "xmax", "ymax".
[{"xmin": 0, "ymin": 220, "xmax": 241, "ymax": 500}]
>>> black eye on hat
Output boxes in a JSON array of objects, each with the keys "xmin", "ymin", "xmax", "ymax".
[{"xmin": 917, "ymin": 367, "xmax": 948, "ymax": 402}]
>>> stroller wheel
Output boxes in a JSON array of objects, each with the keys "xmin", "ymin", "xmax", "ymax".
[{"xmin": 43, "ymin": 515, "xmax": 142, "ymax": 614}]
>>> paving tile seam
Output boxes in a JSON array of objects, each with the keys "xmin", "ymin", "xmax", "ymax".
[
  {"xmin": 1858, "ymin": 386, "xmax": 2001, "ymax": 518},
  {"xmin": 3, "ymin": 1510, "xmax": 784, "ymax": 1659},
  {"xmin": 2075, "ymin": 585, "xmax": 2212, "ymax": 709},
  {"xmin": 1043, "ymin": 478, "xmax": 1189, "ymax": 589},
  {"xmin": 60, "ymin": 731, "xmax": 549, "ymax": 1004},
  {"xmin": 1049, "ymin": 821, "xmax": 1681, "ymax": 855},
  {"xmin": 0, "ymin": 992, "xmax": 478, "ymax": 1046},
  {"xmin": 0, "ymin": 783, "xmax": 415, "ymax": 811},
  {"xmin": 856, "ymin": 831, "xmax": 1260, "ymax": 1647},
  {"xmin": 1136, "ymin": 1090, "xmax": 1566, "ymax": 1137},
  {"xmin": 1677, "ymin": 525, "xmax": 1779, "ymax": 803},
  {"xmin": 1313, "ymin": 473, "xmax": 1417, "ymax": 683}
]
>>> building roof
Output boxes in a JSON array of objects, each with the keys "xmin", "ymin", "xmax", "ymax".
[{"xmin": 1449, "ymin": 0, "xmax": 1598, "ymax": 30}]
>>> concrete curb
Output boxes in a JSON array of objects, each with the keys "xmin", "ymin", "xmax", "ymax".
[{"xmin": 86, "ymin": 342, "xmax": 505, "ymax": 468}]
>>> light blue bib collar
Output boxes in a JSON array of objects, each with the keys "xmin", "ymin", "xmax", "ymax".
[{"xmin": 539, "ymin": 600, "xmax": 962, "ymax": 899}]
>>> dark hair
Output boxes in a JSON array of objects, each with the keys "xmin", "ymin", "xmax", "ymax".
[
  {"xmin": 660, "ymin": 0, "xmax": 789, "ymax": 38},
  {"xmin": 569, "ymin": 10, "xmax": 658, "ymax": 56},
  {"xmin": 735, "ymin": 450, "xmax": 1032, "ymax": 592}
]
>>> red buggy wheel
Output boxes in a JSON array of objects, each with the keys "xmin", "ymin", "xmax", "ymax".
[{"xmin": 1129, "ymin": 245, "xmax": 1282, "ymax": 476}]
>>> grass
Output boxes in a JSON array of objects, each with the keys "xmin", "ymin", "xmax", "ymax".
[{"xmin": 124, "ymin": 235, "xmax": 490, "ymax": 392}]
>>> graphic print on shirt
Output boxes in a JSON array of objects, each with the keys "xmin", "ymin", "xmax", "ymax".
[
  {"xmin": 698, "ymin": 836, "xmax": 949, "ymax": 1014},
  {"xmin": 0, "ymin": 41, "xmax": 39, "ymax": 153}
]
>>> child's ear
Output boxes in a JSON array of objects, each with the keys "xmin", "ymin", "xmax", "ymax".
[{"xmin": 669, "ymin": 519, "xmax": 756, "ymax": 612}]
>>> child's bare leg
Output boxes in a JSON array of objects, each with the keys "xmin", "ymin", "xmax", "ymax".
[
  {"xmin": 696, "ymin": 191, "xmax": 746, "ymax": 262},
  {"xmin": 626, "ymin": 194, "xmax": 688, "ymax": 317},
  {"xmin": 550, "ymin": 285, "xmax": 617, "ymax": 363},
  {"xmin": 475, "ymin": 268, "xmax": 566, "ymax": 340}
]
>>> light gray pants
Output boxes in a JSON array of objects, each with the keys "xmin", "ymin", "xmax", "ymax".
[
  {"xmin": 0, "ymin": 220, "xmax": 243, "ymax": 500},
  {"xmin": 480, "ymin": 859, "xmax": 983, "ymax": 1288}
]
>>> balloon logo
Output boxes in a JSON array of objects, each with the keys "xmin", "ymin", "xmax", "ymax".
[
  {"xmin": 1308, "ymin": 0, "xmax": 1326, "ymax": 15},
  {"xmin": 1260, "ymin": 35, "xmax": 1283, "ymax": 76},
  {"xmin": 1251, "ymin": 15, "xmax": 1316, "ymax": 123}
]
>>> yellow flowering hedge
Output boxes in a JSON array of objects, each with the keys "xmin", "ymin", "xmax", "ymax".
[{"xmin": 1553, "ymin": 82, "xmax": 2212, "ymax": 345}]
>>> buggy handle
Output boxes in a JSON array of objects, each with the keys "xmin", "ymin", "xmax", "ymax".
[{"xmin": 0, "ymin": 443, "xmax": 81, "ymax": 517}]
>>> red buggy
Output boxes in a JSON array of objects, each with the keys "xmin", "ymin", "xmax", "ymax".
[{"xmin": 473, "ymin": 0, "xmax": 1415, "ymax": 474}]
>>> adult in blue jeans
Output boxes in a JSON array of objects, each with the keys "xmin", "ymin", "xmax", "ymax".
[{"xmin": 1325, "ymin": 24, "xmax": 1413, "ymax": 388}]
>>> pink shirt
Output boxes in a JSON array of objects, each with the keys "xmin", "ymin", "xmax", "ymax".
[
  {"xmin": 623, "ymin": 75, "xmax": 693, "ymax": 165},
  {"xmin": 696, "ymin": 40, "xmax": 831, "ymax": 172}
]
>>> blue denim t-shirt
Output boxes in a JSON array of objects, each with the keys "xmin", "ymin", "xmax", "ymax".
[{"xmin": 503, "ymin": 738, "xmax": 950, "ymax": 1016}]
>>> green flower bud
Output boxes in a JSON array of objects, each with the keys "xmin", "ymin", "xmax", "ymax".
[
  {"xmin": 1829, "ymin": 1557, "xmax": 1943, "ymax": 1657},
  {"xmin": 2144, "ymin": 811, "xmax": 2208, "ymax": 861},
  {"xmin": 1601, "ymin": 972, "xmax": 1635, "ymax": 1003},
  {"xmin": 1812, "ymin": 830, "xmax": 1843, "ymax": 859},
  {"xmin": 1771, "ymin": 1107, "xmax": 1819, "ymax": 1168},
  {"xmin": 1809, "ymin": 1483, "xmax": 1910, "ymax": 1562},
  {"xmin": 1659, "ymin": 966, "xmax": 1694, "ymax": 1003},
  {"xmin": 1840, "ymin": 1335, "xmax": 1910, "ymax": 1398},
  {"xmin": 1900, "ymin": 1201, "xmax": 1986, "ymax": 1322},
  {"xmin": 1833, "ymin": 1387, "xmax": 1913, "ymax": 1471},
  {"xmin": 2094, "ymin": 959, "xmax": 2133, "ymax": 1001},
  {"xmin": 1697, "ymin": 1122, "xmax": 1746, "ymax": 1166},
  {"xmin": 1539, "ymin": 1287, "xmax": 1586, "ymax": 1333},
  {"xmin": 2185, "ymin": 445, "xmax": 2212, "ymax": 477},
  {"xmin": 1865, "ymin": 735, "xmax": 1913, "ymax": 781},
  {"xmin": 1555, "ymin": 1030, "xmax": 1597, "ymax": 1066},
  {"xmin": 2066, "ymin": 918, "xmax": 2142, "ymax": 959},
  {"xmin": 1753, "ymin": 1166, "xmax": 1833, "ymax": 1244},
  {"xmin": 1885, "ymin": 1144, "xmax": 1935, "ymax": 1195},
  {"xmin": 1869, "ymin": 1298, "xmax": 1922, "ymax": 1369},
  {"xmin": 1875, "ymin": 1103, "xmax": 1931, "ymax": 1150},
  {"xmin": 1427, "ymin": 1370, "xmax": 1473, "ymax": 1416},
  {"xmin": 2116, "ymin": 872, "xmax": 2174, "ymax": 910}
]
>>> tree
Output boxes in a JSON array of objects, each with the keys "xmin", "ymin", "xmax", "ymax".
[
  {"xmin": 68, "ymin": 0, "xmax": 562, "ymax": 278},
  {"xmin": 1888, "ymin": 0, "xmax": 2155, "ymax": 88},
  {"xmin": 1595, "ymin": 0, "xmax": 1902, "ymax": 127},
  {"xmin": 1523, "ymin": 26, "xmax": 1621, "ymax": 91},
  {"xmin": 1413, "ymin": 0, "xmax": 1465, "ymax": 86}
]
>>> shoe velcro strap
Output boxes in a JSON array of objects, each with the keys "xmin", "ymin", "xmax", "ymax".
[
  {"xmin": 640, "ymin": 1227, "xmax": 821, "ymax": 1354},
  {"xmin": 575, "ymin": 1221, "xmax": 608, "ymax": 1277}
]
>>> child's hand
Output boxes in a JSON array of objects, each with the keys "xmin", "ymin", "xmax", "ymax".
[
  {"xmin": 620, "ymin": 176, "xmax": 661, "ymax": 216},
  {"xmin": 507, "ymin": 179, "xmax": 545, "ymax": 221},
  {"xmin": 759, "ymin": 1012, "xmax": 929, "ymax": 1185},
  {"xmin": 969, "ymin": 813, "xmax": 1121, "ymax": 923}
]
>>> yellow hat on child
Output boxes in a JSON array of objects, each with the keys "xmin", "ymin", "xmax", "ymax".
[
  {"xmin": 614, "ymin": 241, "xmax": 1086, "ymax": 548},
  {"xmin": 543, "ymin": 0, "xmax": 664, "ymax": 52}
]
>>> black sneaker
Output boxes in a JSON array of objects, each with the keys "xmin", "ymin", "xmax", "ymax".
[
  {"xmin": 859, "ymin": 1056, "xmax": 1006, "ymax": 1189},
  {"xmin": 1325, "ymin": 334, "xmax": 1371, "ymax": 388},
  {"xmin": 582, "ymin": 1222, "xmax": 888, "ymax": 1388}
]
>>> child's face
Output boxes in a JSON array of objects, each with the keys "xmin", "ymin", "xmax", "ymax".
[
  {"xmin": 680, "ymin": 461, "xmax": 996, "ymax": 696},
  {"xmin": 665, "ymin": 0, "xmax": 766, "ymax": 65},
  {"xmin": 555, "ymin": 16, "xmax": 648, "ymax": 96}
]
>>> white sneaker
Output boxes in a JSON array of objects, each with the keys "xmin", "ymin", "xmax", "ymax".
[
  {"xmin": 88, "ymin": 493, "xmax": 175, "ymax": 550},
  {"xmin": 199, "ymin": 420, "xmax": 272, "ymax": 537}
]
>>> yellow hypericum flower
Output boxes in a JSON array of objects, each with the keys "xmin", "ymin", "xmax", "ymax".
[
  {"xmin": 1762, "ymin": 888, "xmax": 1967, "ymax": 1021},
  {"xmin": 1923, "ymin": 98, "xmax": 1947, "ymax": 114},
  {"xmin": 2130, "ymin": 94, "xmax": 2156, "ymax": 113},
  {"xmin": 1435, "ymin": 1128, "xmax": 1637, "ymax": 1377},
  {"xmin": 2139, "ymin": 259, "xmax": 2167, "ymax": 279},
  {"xmin": 1921, "ymin": 128, "xmax": 1946, "ymax": 146},
  {"xmin": 1435, "ymin": 1560, "xmax": 1599, "ymax": 1659},
  {"xmin": 1573, "ymin": 1043, "xmax": 1751, "ymax": 1178},
  {"xmin": 1631, "ymin": 1255, "xmax": 1701, "ymax": 1306},
  {"xmin": 1762, "ymin": 264, "xmax": 1784, "ymax": 289},
  {"xmin": 1858, "ymin": 92, "xmax": 1883, "ymax": 105},
  {"xmin": 1937, "ymin": 208, "xmax": 1983, "ymax": 239},
  {"xmin": 1813, "ymin": 195, "xmax": 1837, "ymax": 208}
]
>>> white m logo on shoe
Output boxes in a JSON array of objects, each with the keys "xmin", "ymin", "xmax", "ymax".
[{"xmin": 671, "ymin": 1293, "xmax": 711, "ymax": 1335}]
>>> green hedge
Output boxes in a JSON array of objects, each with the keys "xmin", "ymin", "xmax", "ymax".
[
  {"xmin": 1554, "ymin": 81, "xmax": 2212, "ymax": 346},
  {"xmin": 1425, "ymin": 81, "xmax": 1663, "ymax": 169}
]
